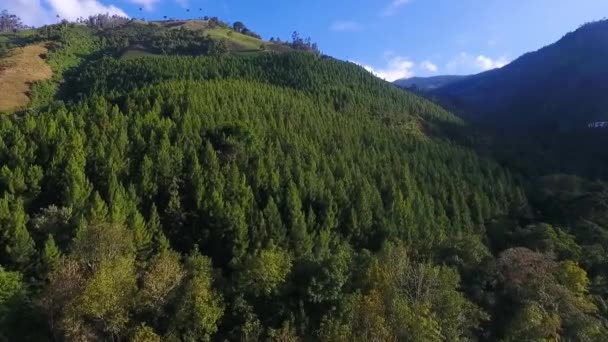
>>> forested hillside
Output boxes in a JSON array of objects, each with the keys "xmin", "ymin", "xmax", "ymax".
[{"xmin": 0, "ymin": 14, "xmax": 607, "ymax": 342}]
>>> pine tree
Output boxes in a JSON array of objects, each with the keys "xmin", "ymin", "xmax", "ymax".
[
  {"xmin": 189, "ymin": 154, "xmax": 205, "ymax": 210},
  {"xmin": 263, "ymin": 197, "xmax": 285, "ymax": 246},
  {"xmin": 130, "ymin": 210, "xmax": 152, "ymax": 267},
  {"xmin": 157, "ymin": 133, "xmax": 174, "ymax": 184},
  {"xmin": 39, "ymin": 234, "xmax": 62, "ymax": 277},
  {"xmin": 165, "ymin": 178, "xmax": 186, "ymax": 246},
  {"xmin": 108, "ymin": 175, "xmax": 129, "ymax": 224},
  {"xmin": 306, "ymin": 206, "xmax": 317, "ymax": 234},
  {"xmin": 88, "ymin": 191, "xmax": 108, "ymax": 223},
  {"xmin": 393, "ymin": 188, "xmax": 412, "ymax": 241},
  {"xmin": 470, "ymin": 192, "xmax": 485, "ymax": 226},
  {"xmin": 448, "ymin": 188, "xmax": 464, "ymax": 234},
  {"xmin": 458, "ymin": 191, "xmax": 473, "ymax": 233},
  {"xmin": 286, "ymin": 182, "xmax": 312, "ymax": 258},
  {"xmin": 0, "ymin": 196, "xmax": 35, "ymax": 269},
  {"xmin": 202, "ymin": 141, "xmax": 222, "ymax": 191},
  {"xmin": 139, "ymin": 155, "xmax": 158, "ymax": 200},
  {"xmin": 148, "ymin": 204, "xmax": 170, "ymax": 253},
  {"xmin": 62, "ymin": 132, "xmax": 92, "ymax": 211}
]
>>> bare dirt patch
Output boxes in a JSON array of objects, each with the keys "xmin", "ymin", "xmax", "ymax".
[{"xmin": 0, "ymin": 44, "xmax": 52, "ymax": 113}]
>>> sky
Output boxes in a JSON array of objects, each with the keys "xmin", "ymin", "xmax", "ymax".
[{"xmin": 6, "ymin": 0, "xmax": 608, "ymax": 81}]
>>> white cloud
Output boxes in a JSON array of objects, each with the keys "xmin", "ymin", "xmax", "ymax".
[
  {"xmin": 353, "ymin": 56, "xmax": 415, "ymax": 82},
  {"xmin": 330, "ymin": 21, "xmax": 362, "ymax": 32},
  {"xmin": 476, "ymin": 55, "xmax": 509, "ymax": 70},
  {"xmin": 446, "ymin": 52, "xmax": 472, "ymax": 71},
  {"xmin": 446, "ymin": 52, "xmax": 510, "ymax": 73},
  {"xmin": 420, "ymin": 60, "xmax": 438, "ymax": 73},
  {"xmin": 4, "ymin": 0, "xmax": 53, "ymax": 26},
  {"xmin": 6, "ymin": 0, "xmax": 128, "ymax": 26},
  {"xmin": 47, "ymin": 0, "xmax": 128, "ymax": 20},
  {"xmin": 353, "ymin": 53, "xmax": 441, "ymax": 81},
  {"xmin": 382, "ymin": 0, "xmax": 411, "ymax": 16},
  {"xmin": 129, "ymin": 0, "xmax": 161, "ymax": 11}
]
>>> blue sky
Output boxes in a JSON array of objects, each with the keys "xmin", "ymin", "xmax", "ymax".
[{"xmin": 7, "ymin": 0, "xmax": 608, "ymax": 80}]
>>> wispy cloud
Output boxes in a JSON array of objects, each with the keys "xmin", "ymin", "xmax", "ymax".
[
  {"xmin": 446, "ymin": 52, "xmax": 510, "ymax": 73},
  {"xmin": 382, "ymin": 0, "xmax": 411, "ymax": 16},
  {"xmin": 476, "ymin": 55, "xmax": 509, "ymax": 70},
  {"xmin": 49, "ymin": 0, "xmax": 128, "ymax": 19},
  {"xmin": 330, "ymin": 21, "xmax": 362, "ymax": 32},
  {"xmin": 420, "ymin": 60, "xmax": 438, "ymax": 73},
  {"xmin": 7, "ymin": 0, "xmax": 128, "ymax": 26},
  {"xmin": 353, "ymin": 56, "xmax": 416, "ymax": 82}
]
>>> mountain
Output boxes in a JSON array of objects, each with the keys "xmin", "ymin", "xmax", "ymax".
[
  {"xmin": 433, "ymin": 19, "xmax": 608, "ymax": 130},
  {"xmin": 422, "ymin": 20, "xmax": 608, "ymax": 180},
  {"xmin": 393, "ymin": 75, "xmax": 469, "ymax": 90},
  {"xmin": 0, "ymin": 15, "xmax": 607, "ymax": 342}
]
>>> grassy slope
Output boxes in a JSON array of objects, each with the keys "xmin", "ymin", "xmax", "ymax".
[
  {"xmin": 0, "ymin": 44, "xmax": 52, "ymax": 113},
  {"xmin": 27, "ymin": 26, "xmax": 103, "ymax": 109},
  {"xmin": 118, "ymin": 22, "xmax": 269, "ymax": 58},
  {"xmin": 149, "ymin": 20, "xmax": 289, "ymax": 54},
  {"xmin": 204, "ymin": 27, "xmax": 292, "ymax": 53},
  {"xmin": 205, "ymin": 28, "xmax": 264, "ymax": 50}
]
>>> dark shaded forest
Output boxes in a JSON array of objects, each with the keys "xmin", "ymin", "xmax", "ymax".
[
  {"xmin": 420, "ymin": 20, "xmax": 608, "ymax": 182},
  {"xmin": 0, "ymin": 14, "xmax": 607, "ymax": 342}
]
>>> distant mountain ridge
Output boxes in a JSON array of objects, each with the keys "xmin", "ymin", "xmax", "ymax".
[
  {"xmin": 393, "ymin": 75, "xmax": 469, "ymax": 90},
  {"xmin": 430, "ymin": 19, "xmax": 608, "ymax": 130}
]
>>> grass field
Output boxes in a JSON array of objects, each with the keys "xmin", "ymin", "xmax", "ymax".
[
  {"xmin": 162, "ymin": 20, "xmax": 268, "ymax": 51},
  {"xmin": 205, "ymin": 28, "xmax": 265, "ymax": 51},
  {"xmin": 0, "ymin": 44, "xmax": 52, "ymax": 113}
]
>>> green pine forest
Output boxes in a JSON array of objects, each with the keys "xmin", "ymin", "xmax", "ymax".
[{"xmin": 0, "ymin": 16, "xmax": 607, "ymax": 341}]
